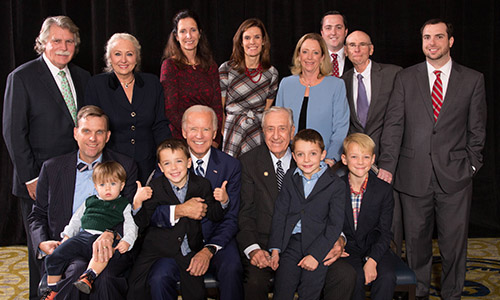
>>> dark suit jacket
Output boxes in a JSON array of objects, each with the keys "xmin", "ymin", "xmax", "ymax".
[
  {"xmin": 342, "ymin": 61, "xmax": 402, "ymax": 161},
  {"xmin": 237, "ymin": 144, "xmax": 296, "ymax": 253},
  {"xmin": 134, "ymin": 173, "xmax": 224, "ymax": 257},
  {"xmin": 28, "ymin": 148, "xmax": 138, "ymax": 253},
  {"xmin": 378, "ymin": 61, "xmax": 487, "ymax": 196},
  {"xmin": 2, "ymin": 56, "xmax": 91, "ymax": 198},
  {"xmin": 268, "ymin": 167, "xmax": 345, "ymax": 262},
  {"xmin": 84, "ymin": 72, "xmax": 171, "ymax": 184},
  {"xmin": 342, "ymin": 172, "xmax": 393, "ymax": 263}
]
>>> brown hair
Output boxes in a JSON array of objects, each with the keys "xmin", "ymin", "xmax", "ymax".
[
  {"xmin": 420, "ymin": 18, "xmax": 454, "ymax": 39},
  {"xmin": 229, "ymin": 18, "xmax": 272, "ymax": 73},
  {"xmin": 290, "ymin": 33, "xmax": 332, "ymax": 76},
  {"xmin": 162, "ymin": 9, "xmax": 215, "ymax": 70},
  {"xmin": 92, "ymin": 161, "xmax": 127, "ymax": 184},
  {"xmin": 76, "ymin": 105, "xmax": 109, "ymax": 130},
  {"xmin": 342, "ymin": 133, "xmax": 375, "ymax": 155},
  {"xmin": 156, "ymin": 138, "xmax": 190, "ymax": 161},
  {"xmin": 292, "ymin": 129, "xmax": 325, "ymax": 152}
]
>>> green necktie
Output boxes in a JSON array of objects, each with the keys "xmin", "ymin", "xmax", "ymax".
[{"xmin": 58, "ymin": 70, "xmax": 77, "ymax": 124}]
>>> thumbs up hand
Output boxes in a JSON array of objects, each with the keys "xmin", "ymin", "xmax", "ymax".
[
  {"xmin": 213, "ymin": 180, "xmax": 229, "ymax": 204},
  {"xmin": 133, "ymin": 181, "xmax": 153, "ymax": 210}
]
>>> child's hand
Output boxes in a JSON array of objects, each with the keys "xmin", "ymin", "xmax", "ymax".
[
  {"xmin": 363, "ymin": 257, "xmax": 378, "ymax": 284},
  {"xmin": 61, "ymin": 235, "xmax": 70, "ymax": 244},
  {"xmin": 114, "ymin": 240, "xmax": 130, "ymax": 254},
  {"xmin": 213, "ymin": 180, "xmax": 228, "ymax": 204},
  {"xmin": 270, "ymin": 250, "xmax": 280, "ymax": 271},
  {"xmin": 298, "ymin": 255, "xmax": 319, "ymax": 271},
  {"xmin": 133, "ymin": 181, "xmax": 153, "ymax": 209}
]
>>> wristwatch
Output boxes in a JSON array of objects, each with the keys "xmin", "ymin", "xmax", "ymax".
[
  {"xmin": 105, "ymin": 229, "xmax": 118, "ymax": 241},
  {"xmin": 205, "ymin": 245, "xmax": 217, "ymax": 255}
]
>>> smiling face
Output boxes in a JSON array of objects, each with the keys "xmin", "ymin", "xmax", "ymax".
[
  {"xmin": 321, "ymin": 14, "xmax": 348, "ymax": 52},
  {"xmin": 74, "ymin": 116, "xmax": 110, "ymax": 164},
  {"xmin": 341, "ymin": 142, "xmax": 375, "ymax": 180},
  {"xmin": 345, "ymin": 31, "xmax": 373, "ymax": 71},
  {"xmin": 95, "ymin": 177, "xmax": 125, "ymax": 201},
  {"xmin": 422, "ymin": 22, "xmax": 454, "ymax": 67},
  {"xmin": 242, "ymin": 26, "xmax": 263, "ymax": 59},
  {"xmin": 158, "ymin": 148, "xmax": 191, "ymax": 188},
  {"xmin": 176, "ymin": 17, "xmax": 200, "ymax": 54},
  {"xmin": 292, "ymin": 140, "xmax": 326, "ymax": 179},
  {"xmin": 182, "ymin": 110, "xmax": 216, "ymax": 159},
  {"xmin": 44, "ymin": 25, "xmax": 76, "ymax": 69},
  {"xmin": 263, "ymin": 110, "xmax": 295, "ymax": 159},
  {"xmin": 110, "ymin": 38, "xmax": 137, "ymax": 77},
  {"xmin": 299, "ymin": 38, "xmax": 324, "ymax": 74}
]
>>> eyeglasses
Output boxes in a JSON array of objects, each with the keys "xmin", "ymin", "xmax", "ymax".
[{"xmin": 346, "ymin": 42, "xmax": 372, "ymax": 48}]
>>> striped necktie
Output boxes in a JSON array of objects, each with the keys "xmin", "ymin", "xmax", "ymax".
[
  {"xmin": 195, "ymin": 159, "xmax": 205, "ymax": 177},
  {"xmin": 276, "ymin": 160, "xmax": 284, "ymax": 191},
  {"xmin": 431, "ymin": 70, "xmax": 443, "ymax": 121}
]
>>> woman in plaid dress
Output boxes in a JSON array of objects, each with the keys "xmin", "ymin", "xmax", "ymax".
[{"xmin": 219, "ymin": 18, "xmax": 279, "ymax": 157}]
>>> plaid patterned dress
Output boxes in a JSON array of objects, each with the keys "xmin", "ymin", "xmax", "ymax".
[{"xmin": 219, "ymin": 61, "xmax": 279, "ymax": 157}]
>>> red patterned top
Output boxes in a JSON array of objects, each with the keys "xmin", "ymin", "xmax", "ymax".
[{"xmin": 160, "ymin": 58, "xmax": 223, "ymax": 144}]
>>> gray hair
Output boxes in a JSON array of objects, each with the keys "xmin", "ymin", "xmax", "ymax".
[
  {"xmin": 182, "ymin": 105, "xmax": 218, "ymax": 130},
  {"xmin": 35, "ymin": 16, "xmax": 80, "ymax": 55},
  {"xmin": 104, "ymin": 33, "xmax": 142, "ymax": 72},
  {"xmin": 262, "ymin": 106, "xmax": 294, "ymax": 128}
]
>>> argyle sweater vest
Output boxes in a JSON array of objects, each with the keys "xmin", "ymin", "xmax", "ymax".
[{"xmin": 80, "ymin": 195, "xmax": 129, "ymax": 232}]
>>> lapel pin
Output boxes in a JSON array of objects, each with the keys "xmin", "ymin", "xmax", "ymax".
[
  {"xmin": 264, "ymin": 171, "xmax": 269, "ymax": 177},
  {"xmin": 213, "ymin": 170, "xmax": 218, "ymax": 174}
]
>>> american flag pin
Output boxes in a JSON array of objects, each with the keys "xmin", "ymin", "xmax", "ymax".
[
  {"xmin": 264, "ymin": 172, "xmax": 269, "ymax": 176},
  {"xmin": 213, "ymin": 170, "xmax": 218, "ymax": 174}
]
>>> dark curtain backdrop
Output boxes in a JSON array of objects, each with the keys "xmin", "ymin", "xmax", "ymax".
[{"xmin": 0, "ymin": 0, "xmax": 498, "ymax": 246}]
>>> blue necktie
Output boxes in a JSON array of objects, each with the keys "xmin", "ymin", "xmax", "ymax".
[
  {"xmin": 357, "ymin": 74, "xmax": 369, "ymax": 128},
  {"xmin": 195, "ymin": 159, "xmax": 205, "ymax": 177}
]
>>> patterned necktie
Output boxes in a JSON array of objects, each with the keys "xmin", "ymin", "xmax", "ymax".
[
  {"xmin": 356, "ymin": 74, "xmax": 369, "ymax": 127},
  {"xmin": 77, "ymin": 161, "xmax": 99, "ymax": 172},
  {"xmin": 431, "ymin": 70, "xmax": 443, "ymax": 121},
  {"xmin": 195, "ymin": 159, "xmax": 205, "ymax": 177},
  {"xmin": 58, "ymin": 70, "xmax": 77, "ymax": 124},
  {"xmin": 276, "ymin": 160, "xmax": 284, "ymax": 191},
  {"xmin": 331, "ymin": 53, "xmax": 339, "ymax": 77}
]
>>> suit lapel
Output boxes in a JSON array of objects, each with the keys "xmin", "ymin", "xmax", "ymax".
[
  {"xmin": 205, "ymin": 148, "xmax": 221, "ymax": 187},
  {"xmin": 437, "ymin": 62, "xmax": 462, "ymax": 125},
  {"xmin": 292, "ymin": 172, "xmax": 306, "ymax": 202},
  {"xmin": 344, "ymin": 69, "xmax": 360, "ymax": 128},
  {"xmin": 415, "ymin": 62, "xmax": 435, "ymax": 122},
  {"xmin": 61, "ymin": 152, "xmax": 78, "ymax": 219},
  {"xmin": 258, "ymin": 145, "xmax": 279, "ymax": 201},
  {"xmin": 68, "ymin": 63, "xmax": 85, "ymax": 110},
  {"xmin": 342, "ymin": 175, "xmax": 356, "ymax": 234},
  {"xmin": 367, "ymin": 62, "xmax": 383, "ymax": 129}
]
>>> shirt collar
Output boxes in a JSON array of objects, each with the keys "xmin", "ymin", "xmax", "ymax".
[
  {"xmin": 426, "ymin": 58, "xmax": 452, "ymax": 78},
  {"xmin": 329, "ymin": 47, "xmax": 345, "ymax": 59},
  {"xmin": 42, "ymin": 53, "xmax": 70, "ymax": 76},
  {"xmin": 294, "ymin": 161, "xmax": 328, "ymax": 180},
  {"xmin": 169, "ymin": 174, "xmax": 189, "ymax": 191},
  {"xmin": 76, "ymin": 151, "xmax": 103, "ymax": 171},
  {"xmin": 348, "ymin": 173, "xmax": 369, "ymax": 195},
  {"xmin": 354, "ymin": 59, "xmax": 372, "ymax": 78},
  {"xmin": 190, "ymin": 148, "xmax": 211, "ymax": 166},
  {"xmin": 270, "ymin": 148, "xmax": 292, "ymax": 164}
]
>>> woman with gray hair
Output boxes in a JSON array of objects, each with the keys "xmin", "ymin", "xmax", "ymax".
[{"xmin": 85, "ymin": 33, "xmax": 171, "ymax": 184}]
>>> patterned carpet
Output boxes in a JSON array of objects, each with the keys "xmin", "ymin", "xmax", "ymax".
[{"xmin": 0, "ymin": 238, "xmax": 499, "ymax": 299}]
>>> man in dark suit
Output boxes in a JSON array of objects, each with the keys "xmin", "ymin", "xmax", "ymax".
[
  {"xmin": 378, "ymin": 19, "xmax": 486, "ymax": 300},
  {"xmin": 147, "ymin": 105, "xmax": 243, "ymax": 300},
  {"xmin": 238, "ymin": 106, "xmax": 356, "ymax": 300},
  {"xmin": 29, "ymin": 105, "xmax": 138, "ymax": 299},
  {"xmin": 341, "ymin": 30, "xmax": 403, "ymax": 256},
  {"xmin": 2, "ymin": 16, "xmax": 90, "ymax": 299},
  {"xmin": 320, "ymin": 11, "xmax": 352, "ymax": 77}
]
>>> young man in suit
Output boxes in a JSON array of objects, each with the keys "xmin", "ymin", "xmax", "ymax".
[
  {"xmin": 378, "ymin": 19, "xmax": 487, "ymax": 300},
  {"xmin": 340, "ymin": 133, "xmax": 396, "ymax": 300},
  {"xmin": 341, "ymin": 30, "xmax": 404, "ymax": 256},
  {"xmin": 146, "ymin": 105, "xmax": 243, "ymax": 300},
  {"xmin": 238, "ymin": 106, "xmax": 356, "ymax": 300},
  {"xmin": 29, "ymin": 105, "xmax": 138, "ymax": 299},
  {"xmin": 2, "ymin": 16, "xmax": 90, "ymax": 299},
  {"xmin": 320, "ymin": 11, "xmax": 352, "ymax": 77}
]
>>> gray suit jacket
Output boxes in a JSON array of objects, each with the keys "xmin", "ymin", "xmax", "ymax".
[
  {"xmin": 378, "ymin": 61, "xmax": 486, "ymax": 196},
  {"xmin": 342, "ymin": 61, "xmax": 402, "ymax": 161}
]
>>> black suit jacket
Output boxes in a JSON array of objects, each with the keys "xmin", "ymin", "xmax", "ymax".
[
  {"xmin": 379, "ymin": 61, "xmax": 486, "ymax": 196},
  {"xmin": 342, "ymin": 172, "xmax": 393, "ymax": 263},
  {"xmin": 28, "ymin": 148, "xmax": 138, "ymax": 253},
  {"xmin": 134, "ymin": 173, "xmax": 224, "ymax": 257},
  {"xmin": 237, "ymin": 144, "xmax": 296, "ymax": 253},
  {"xmin": 342, "ymin": 61, "xmax": 402, "ymax": 160},
  {"xmin": 268, "ymin": 167, "xmax": 345, "ymax": 262},
  {"xmin": 3, "ymin": 56, "xmax": 91, "ymax": 198},
  {"xmin": 84, "ymin": 72, "xmax": 171, "ymax": 183}
]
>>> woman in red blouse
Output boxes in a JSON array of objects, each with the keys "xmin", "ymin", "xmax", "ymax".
[{"xmin": 160, "ymin": 9, "xmax": 223, "ymax": 145}]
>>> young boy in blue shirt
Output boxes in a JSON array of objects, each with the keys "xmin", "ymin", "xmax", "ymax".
[
  {"xmin": 340, "ymin": 133, "xmax": 396, "ymax": 300},
  {"xmin": 269, "ymin": 129, "xmax": 345, "ymax": 300}
]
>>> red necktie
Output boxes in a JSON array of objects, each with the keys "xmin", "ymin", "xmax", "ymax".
[
  {"xmin": 431, "ymin": 70, "xmax": 443, "ymax": 121},
  {"xmin": 331, "ymin": 53, "xmax": 339, "ymax": 77}
]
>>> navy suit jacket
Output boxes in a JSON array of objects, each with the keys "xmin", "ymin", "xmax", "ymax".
[
  {"xmin": 3, "ymin": 56, "xmax": 91, "ymax": 198},
  {"xmin": 28, "ymin": 149, "xmax": 138, "ymax": 253},
  {"xmin": 342, "ymin": 172, "xmax": 393, "ymax": 263},
  {"xmin": 151, "ymin": 147, "xmax": 241, "ymax": 249},
  {"xmin": 268, "ymin": 167, "xmax": 345, "ymax": 262},
  {"xmin": 84, "ymin": 72, "xmax": 171, "ymax": 184}
]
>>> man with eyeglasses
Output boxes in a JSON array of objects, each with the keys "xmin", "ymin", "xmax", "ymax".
[{"xmin": 3, "ymin": 16, "xmax": 90, "ymax": 299}]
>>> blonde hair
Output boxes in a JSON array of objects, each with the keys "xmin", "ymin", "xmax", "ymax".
[
  {"xmin": 104, "ymin": 33, "xmax": 142, "ymax": 72},
  {"xmin": 343, "ymin": 133, "xmax": 375, "ymax": 155},
  {"xmin": 290, "ymin": 33, "xmax": 332, "ymax": 76}
]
